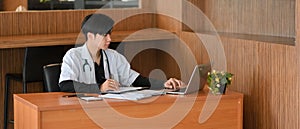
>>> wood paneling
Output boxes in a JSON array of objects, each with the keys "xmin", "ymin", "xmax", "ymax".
[
  {"xmin": 0, "ymin": 30, "xmax": 175, "ymax": 49},
  {"xmin": 2, "ymin": 0, "xmax": 27, "ymax": 11},
  {"xmin": 157, "ymin": 14, "xmax": 181, "ymax": 34},
  {"xmin": 0, "ymin": 10, "xmax": 156, "ymax": 36},
  {"xmin": 1, "ymin": 0, "xmax": 300, "ymax": 129},
  {"xmin": 224, "ymin": 37, "xmax": 299, "ymax": 129},
  {"xmin": 0, "ymin": 10, "xmax": 90, "ymax": 36},
  {"xmin": 204, "ymin": 0, "xmax": 295, "ymax": 38},
  {"xmin": 156, "ymin": 14, "xmax": 210, "ymax": 65},
  {"xmin": 13, "ymin": 91, "xmax": 243, "ymax": 129},
  {"xmin": 0, "ymin": 0, "xmax": 3, "ymax": 11},
  {"xmin": 295, "ymin": 0, "xmax": 300, "ymax": 127},
  {"xmin": 130, "ymin": 48, "xmax": 181, "ymax": 80},
  {"xmin": 0, "ymin": 7, "xmax": 157, "ymax": 129},
  {"xmin": 186, "ymin": 0, "xmax": 295, "ymax": 45},
  {"xmin": 177, "ymin": 1, "xmax": 299, "ymax": 128},
  {"xmin": 180, "ymin": 30, "xmax": 300, "ymax": 129},
  {"xmin": 0, "ymin": 48, "xmax": 45, "ymax": 129}
]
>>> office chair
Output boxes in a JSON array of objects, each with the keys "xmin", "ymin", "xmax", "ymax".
[
  {"xmin": 3, "ymin": 46, "xmax": 65, "ymax": 129},
  {"xmin": 43, "ymin": 63, "xmax": 62, "ymax": 92}
]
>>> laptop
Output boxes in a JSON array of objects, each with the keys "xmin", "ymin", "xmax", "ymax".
[{"xmin": 166, "ymin": 64, "xmax": 211, "ymax": 95}]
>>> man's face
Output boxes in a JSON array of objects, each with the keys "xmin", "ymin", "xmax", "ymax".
[{"xmin": 90, "ymin": 33, "xmax": 112, "ymax": 50}]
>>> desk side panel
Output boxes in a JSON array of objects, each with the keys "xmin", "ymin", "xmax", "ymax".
[
  {"xmin": 13, "ymin": 92, "xmax": 243, "ymax": 129},
  {"xmin": 14, "ymin": 98, "xmax": 40, "ymax": 129},
  {"xmin": 174, "ymin": 97, "xmax": 243, "ymax": 129},
  {"xmin": 39, "ymin": 96, "xmax": 243, "ymax": 129},
  {"xmin": 41, "ymin": 109, "xmax": 100, "ymax": 129}
]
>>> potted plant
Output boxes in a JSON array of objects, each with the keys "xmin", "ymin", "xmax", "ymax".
[{"xmin": 207, "ymin": 70, "xmax": 233, "ymax": 95}]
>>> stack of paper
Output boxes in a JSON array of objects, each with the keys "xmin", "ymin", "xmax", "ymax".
[
  {"xmin": 101, "ymin": 90, "xmax": 164, "ymax": 100},
  {"xmin": 107, "ymin": 87, "xmax": 143, "ymax": 94},
  {"xmin": 137, "ymin": 90, "xmax": 165, "ymax": 96}
]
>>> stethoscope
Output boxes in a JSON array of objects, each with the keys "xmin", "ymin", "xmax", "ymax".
[{"xmin": 82, "ymin": 50, "xmax": 111, "ymax": 77}]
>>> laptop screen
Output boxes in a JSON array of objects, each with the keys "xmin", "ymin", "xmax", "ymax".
[{"xmin": 167, "ymin": 63, "xmax": 211, "ymax": 94}]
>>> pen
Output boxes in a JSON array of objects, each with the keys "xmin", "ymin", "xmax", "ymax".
[
  {"xmin": 62, "ymin": 93, "xmax": 100, "ymax": 98},
  {"xmin": 62, "ymin": 94, "xmax": 78, "ymax": 98}
]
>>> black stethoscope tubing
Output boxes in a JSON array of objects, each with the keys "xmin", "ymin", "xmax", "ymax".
[{"xmin": 103, "ymin": 50, "xmax": 112, "ymax": 77}]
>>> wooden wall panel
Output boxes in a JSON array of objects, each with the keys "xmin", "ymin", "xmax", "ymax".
[
  {"xmin": 180, "ymin": 31, "xmax": 300, "ymax": 129},
  {"xmin": 0, "ymin": 9, "xmax": 156, "ymax": 36},
  {"xmin": 177, "ymin": 1, "xmax": 299, "ymax": 128},
  {"xmin": 114, "ymin": 13, "xmax": 157, "ymax": 31},
  {"xmin": 0, "ymin": 10, "xmax": 90, "ymax": 36},
  {"xmin": 295, "ymin": 0, "xmax": 300, "ymax": 128},
  {"xmin": 0, "ymin": 0, "xmax": 2, "ymax": 11},
  {"xmin": 0, "ymin": 1, "xmax": 299, "ymax": 129},
  {"xmin": 283, "ymin": 45, "xmax": 299, "ymax": 129},
  {"xmin": 180, "ymin": 32, "xmax": 209, "ymax": 64},
  {"xmin": 0, "ymin": 45, "xmax": 3, "ymax": 129},
  {"xmin": 2, "ymin": 0, "xmax": 27, "ymax": 11},
  {"xmin": 156, "ymin": 14, "xmax": 181, "ymax": 34},
  {"xmin": 0, "ymin": 8, "xmax": 157, "ymax": 129},
  {"xmin": 205, "ymin": 0, "xmax": 295, "ymax": 38},
  {"xmin": 156, "ymin": 14, "xmax": 210, "ymax": 65},
  {"xmin": 130, "ymin": 48, "xmax": 181, "ymax": 80},
  {"xmin": 0, "ymin": 48, "xmax": 45, "ymax": 129},
  {"xmin": 1, "ymin": 48, "xmax": 23, "ymax": 129}
]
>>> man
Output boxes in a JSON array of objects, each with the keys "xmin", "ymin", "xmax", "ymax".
[{"xmin": 59, "ymin": 13, "xmax": 183, "ymax": 93}]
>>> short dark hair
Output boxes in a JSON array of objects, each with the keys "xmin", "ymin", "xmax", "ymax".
[{"xmin": 81, "ymin": 13, "xmax": 114, "ymax": 37}]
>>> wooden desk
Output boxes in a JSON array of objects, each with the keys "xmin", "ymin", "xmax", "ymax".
[{"xmin": 14, "ymin": 89, "xmax": 243, "ymax": 129}]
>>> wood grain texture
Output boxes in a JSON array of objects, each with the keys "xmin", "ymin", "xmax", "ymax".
[
  {"xmin": 13, "ymin": 91, "xmax": 243, "ymax": 129},
  {"xmin": 0, "ymin": 7, "xmax": 157, "ymax": 129},
  {"xmin": 1, "ymin": 0, "xmax": 300, "ymax": 129},
  {"xmin": 0, "ymin": 9, "xmax": 156, "ymax": 36},
  {"xmin": 178, "ymin": 1, "xmax": 299, "ymax": 129},
  {"xmin": 2, "ymin": 0, "xmax": 27, "ymax": 11},
  {"xmin": 14, "ymin": 98, "xmax": 39, "ymax": 129},
  {"xmin": 0, "ymin": 30, "xmax": 175, "ymax": 49},
  {"xmin": 1, "ymin": 48, "xmax": 45, "ymax": 129},
  {"xmin": 295, "ymin": 0, "xmax": 300, "ymax": 128},
  {"xmin": 204, "ymin": 0, "xmax": 295, "ymax": 38},
  {"xmin": 185, "ymin": 0, "xmax": 296, "ymax": 45},
  {"xmin": 0, "ymin": 1, "xmax": 2, "ymax": 11},
  {"xmin": 180, "ymin": 30, "xmax": 299, "ymax": 129}
]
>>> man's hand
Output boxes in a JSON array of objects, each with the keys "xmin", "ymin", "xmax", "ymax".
[
  {"xmin": 100, "ymin": 79, "xmax": 120, "ymax": 92},
  {"xmin": 164, "ymin": 78, "xmax": 185, "ymax": 89}
]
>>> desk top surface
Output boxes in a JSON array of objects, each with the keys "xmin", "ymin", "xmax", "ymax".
[{"xmin": 14, "ymin": 88, "xmax": 243, "ymax": 112}]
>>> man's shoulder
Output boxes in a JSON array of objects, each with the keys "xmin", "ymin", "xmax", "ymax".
[{"xmin": 64, "ymin": 45, "xmax": 84, "ymax": 57}]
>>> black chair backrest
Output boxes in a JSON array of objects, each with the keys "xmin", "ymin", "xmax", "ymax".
[
  {"xmin": 23, "ymin": 46, "xmax": 65, "ymax": 82},
  {"xmin": 43, "ymin": 63, "xmax": 62, "ymax": 92}
]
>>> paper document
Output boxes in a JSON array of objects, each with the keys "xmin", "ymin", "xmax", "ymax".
[
  {"xmin": 107, "ymin": 87, "xmax": 143, "ymax": 94},
  {"xmin": 80, "ymin": 96, "xmax": 103, "ymax": 101},
  {"xmin": 101, "ymin": 90, "xmax": 165, "ymax": 100}
]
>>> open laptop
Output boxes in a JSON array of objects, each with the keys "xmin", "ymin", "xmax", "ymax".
[{"xmin": 166, "ymin": 64, "xmax": 211, "ymax": 95}]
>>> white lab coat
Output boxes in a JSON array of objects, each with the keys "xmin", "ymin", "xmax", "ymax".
[{"xmin": 59, "ymin": 44, "xmax": 139, "ymax": 86}]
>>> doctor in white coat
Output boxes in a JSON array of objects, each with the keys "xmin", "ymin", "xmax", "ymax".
[{"xmin": 59, "ymin": 13, "xmax": 183, "ymax": 93}]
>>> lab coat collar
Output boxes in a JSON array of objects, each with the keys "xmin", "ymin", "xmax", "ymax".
[{"xmin": 81, "ymin": 43, "xmax": 93, "ymax": 61}]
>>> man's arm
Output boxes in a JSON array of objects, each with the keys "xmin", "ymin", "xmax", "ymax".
[
  {"xmin": 132, "ymin": 75, "xmax": 165, "ymax": 90},
  {"xmin": 59, "ymin": 80, "xmax": 100, "ymax": 93}
]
